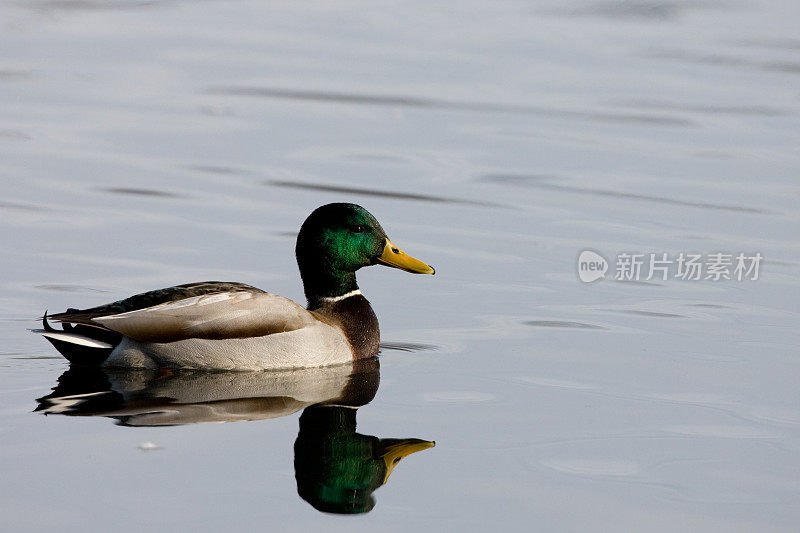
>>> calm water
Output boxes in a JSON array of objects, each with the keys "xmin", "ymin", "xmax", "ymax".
[{"xmin": 2, "ymin": 1, "xmax": 799, "ymax": 531}]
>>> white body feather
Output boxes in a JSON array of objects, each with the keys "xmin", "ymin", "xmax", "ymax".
[
  {"xmin": 88, "ymin": 291, "xmax": 354, "ymax": 370},
  {"xmin": 106, "ymin": 323, "xmax": 353, "ymax": 370}
]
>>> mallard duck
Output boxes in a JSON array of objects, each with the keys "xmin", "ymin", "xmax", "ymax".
[{"xmin": 35, "ymin": 203, "xmax": 434, "ymax": 370}]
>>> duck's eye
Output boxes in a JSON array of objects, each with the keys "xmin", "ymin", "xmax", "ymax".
[{"xmin": 353, "ymin": 225, "xmax": 366, "ymax": 233}]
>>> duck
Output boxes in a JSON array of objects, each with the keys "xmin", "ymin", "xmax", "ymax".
[{"xmin": 35, "ymin": 203, "xmax": 435, "ymax": 370}]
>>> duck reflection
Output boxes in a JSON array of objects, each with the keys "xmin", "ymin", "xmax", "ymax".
[
  {"xmin": 36, "ymin": 358, "xmax": 382, "ymax": 425},
  {"xmin": 35, "ymin": 358, "xmax": 434, "ymax": 514}
]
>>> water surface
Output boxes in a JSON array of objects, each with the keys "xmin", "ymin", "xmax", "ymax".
[{"xmin": 1, "ymin": 1, "xmax": 799, "ymax": 531}]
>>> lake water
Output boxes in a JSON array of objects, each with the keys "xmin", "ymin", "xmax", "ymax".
[{"xmin": 1, "ymin": 1, "xmax": 799, "ymax": 531}]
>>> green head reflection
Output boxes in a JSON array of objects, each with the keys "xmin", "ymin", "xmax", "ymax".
[{"xmin": 294, "ymin": 405, "xmax": 434, "ymax": 514}]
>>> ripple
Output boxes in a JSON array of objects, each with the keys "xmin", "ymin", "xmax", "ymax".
[
  {"xmin": 33, "ymin": 284, "xmax": 109, "ymax": 293},
  {"xmin": 615, "ymin": 310, "xmax": 686, "ymax": 318},
  {"xmin": 556, "ymin": 1, "xmax": 717, "ymax": 21},
  {"xmin": 0, "ymin": 130, "xmax": 32, "ymax": 140},
  {"xmin": 266, "ymin": 180, "xmax": 503, "ymax": 207},
  {"xmin": 650, "ymin": 392, "xmax": 730, "ymax": 404},
  {"xmin": 649, "ymin": 50, "xmax": 800, "ymax": 76},
  {"xmin": 186, "ymin": 165, "xmax": 247, "ymax": 176},
  {"xmin": 482, "ymin": 174, "xmax": 770, "ymax": 214},
  {"xmin": 662, "ymin": 425, "xmax": 778, "ymax": 439},
  {"xmin": 519, "ymin": 376, "xmax": 597, "ymax": 390},
  {"xmin": 739, "ymin": 38, "xmax": 800, "ymax": 50},
  {"xmin": 543, "ymin": 459, "xmax": 639, "ymax": 476},
  {"xmin": 209, "ymin": 86, "xmax": 691, "ymax": 126},
  {"xmin": 380, "ymin": 342, "xmax": 439, "ymax": 353},
  {"xmin": 740, "ymin": 406, "xmax": 800, "ymax": 427},
  {"xmin": 0, "ymin": 69, "xmax": 31, "ymax": 80},
  {"xmin": 99, "ymin": 187, "xmax": 185, "ymax": 198},
  {"xmin": 0, "ymin": 201, "xmax": 44, "ymax": 212},
  {"xmin": 9, "ymin": 356, "xmax": 62, "ymax": 360},
  {"xmin": 612, "ymin": 279, "xmax": 663, "ymax": 286},
  {"xmin": 421, "ymin": 391, "xmax": 495, "ymax": 403},
  {"xmin": 524, "ymin": 320, "xmax": 606, "ymax": 329},
  {"xmin": 29, "ymin": 0, "xmax": 163, "ymax": 12},
  {"xmin": 616, "ymin": 99, "xmax": 788, "ymax": 117}
]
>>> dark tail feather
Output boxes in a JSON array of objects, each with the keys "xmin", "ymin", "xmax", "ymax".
[
  {"xmin": 35, "ymin": 312, "xmax": 120, "ymax": 366},
  {"xmin": 43, "ymin": 310, "xmax": 55, "ymax": 332}
]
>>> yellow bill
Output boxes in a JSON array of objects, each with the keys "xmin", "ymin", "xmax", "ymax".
[
  {"xmin": 379, "ymin": 438, "xmax": 436, "ymax": 484},
  {"xmin": 377, "ymin": 239, "xmax": 435, "ymax": 274}
]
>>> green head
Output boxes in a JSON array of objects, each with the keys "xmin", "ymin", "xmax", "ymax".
[{"xmin": 295, "ymin": 203, "xmax": 434, "ymax": 303}]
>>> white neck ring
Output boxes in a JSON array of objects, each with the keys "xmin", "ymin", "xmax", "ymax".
[{"xmin": 320, "ymin": 289, "xmax": 362, "ymax": 303}]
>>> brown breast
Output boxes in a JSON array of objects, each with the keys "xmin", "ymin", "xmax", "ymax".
[{"xmin": 313, "ymin": 295, "xmax": 379, "ymax": 360}]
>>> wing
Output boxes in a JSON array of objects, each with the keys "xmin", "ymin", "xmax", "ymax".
[
  {"xmin": 92, "ymin": 291, "xmax": 320, "ymax": 343},
  {"xmin": 48, "ymin": 281, "xmax": 265, "ymax": 327}
]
